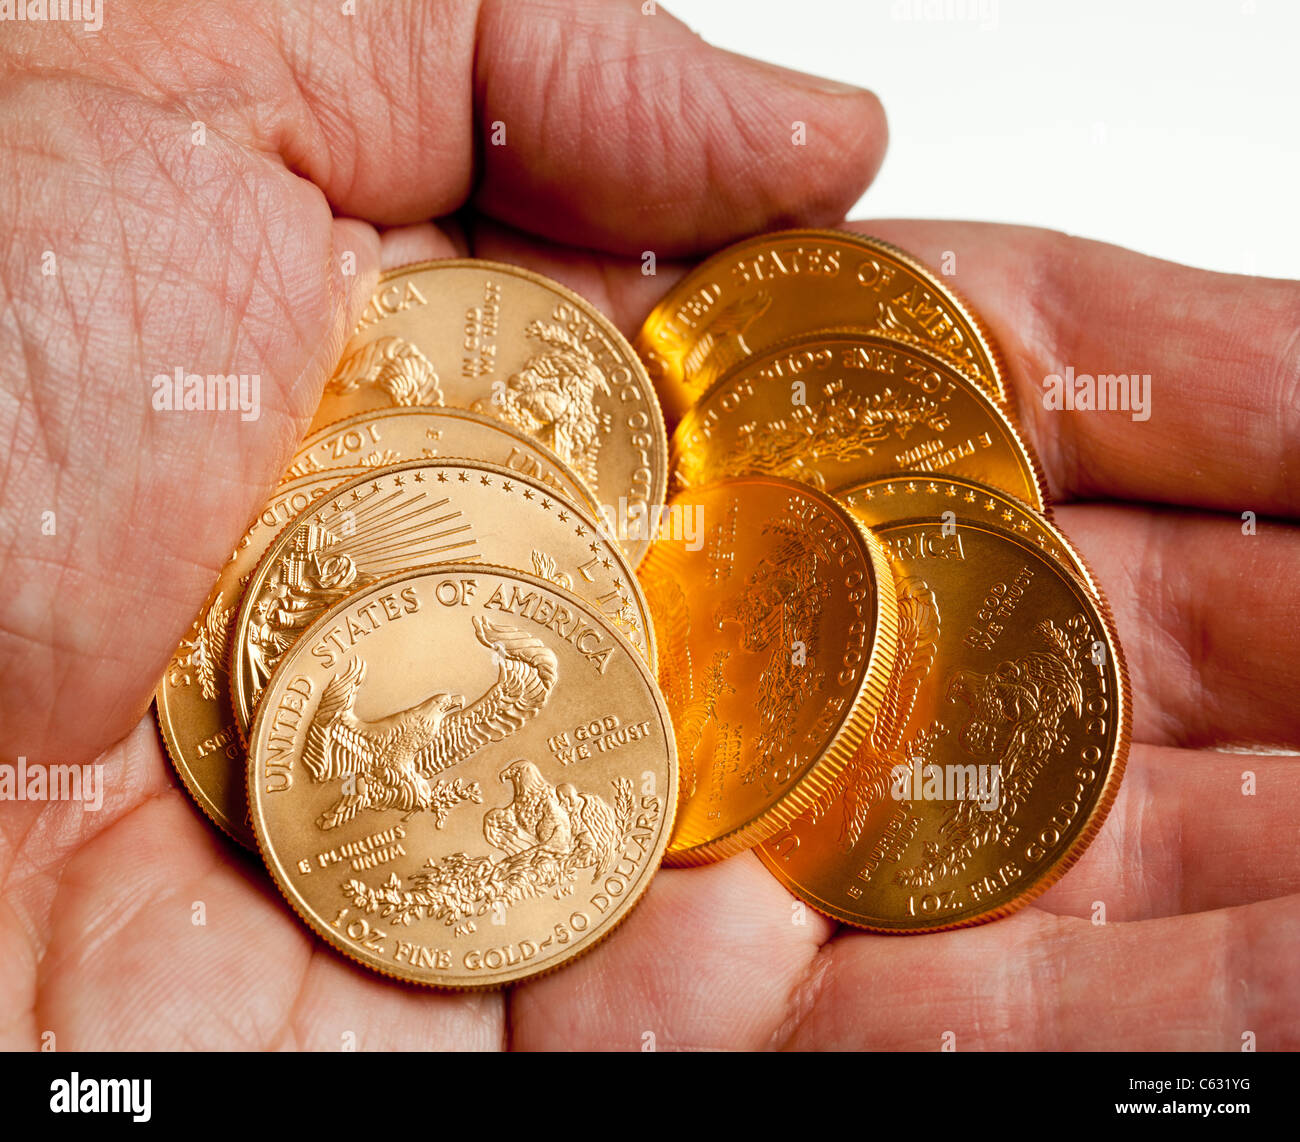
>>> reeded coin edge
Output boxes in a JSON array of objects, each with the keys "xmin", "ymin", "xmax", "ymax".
[
  {"xmin": 755, "ymin": 517, "xmax": 1132, "ymax": 933},
  {"xmin": 657, "ymin": 479, "xmax": 902, "ymax": 867},
  {"xmin": 245, "ymin": 561, "xmax": 679, "ymax": 990},
  {"xmin": 668, "ymin": 327, "xmax": 1048, "ymax": 513}
]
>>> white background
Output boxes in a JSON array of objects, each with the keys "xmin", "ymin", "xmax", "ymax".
[{"xmin": 666, "ymin": 0, "xmax": 1299, "ymax": 279}]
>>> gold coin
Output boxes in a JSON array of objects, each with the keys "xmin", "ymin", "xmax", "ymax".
[
  {"xmin": 311, "ymin": 259, "xmax": 669, "ymax": 565},
  {"xmin": 285, "ymin": 407, "xmax": 599, "ymax": 517},
  {"xmin": 837, "ymin": 474, "xmax": 1086, "ymax": 583},
  {"xmin": 154, "ymin": 469, "xmax": 365, "ymax": 847},
  {"xmin": 670, "ymin": 331, "xmax": 1046, "ymax": 511},
  {"xmin": 247, "ymin": 563, "xmax": 676, "ymax": 988},
  {"xmin": 637, "ymin": 228, "xmax": 1007, "ymax": 425},
  {"xmin": 637, "ymin": 476, "xmax": 899, "ymax": 866},
  {"xmin": 230, "ymin": 459, "xmax": 657, "ymax": 741},
  {"xmin": 756, "ymin": 519, "xmax": 1130, "ymax": 932}
]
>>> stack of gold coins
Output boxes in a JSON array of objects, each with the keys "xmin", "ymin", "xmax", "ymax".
[
  {"xmin": 153, "ymin": 232, "xmax": 1131, "ymax": 993},
  {"xmin": 155, "ymin": 260, "xmax": 680, "ymax": 988},
  {"xmin": 635, "ymin": 229, "xmax": 1130, "ymax": 932}
]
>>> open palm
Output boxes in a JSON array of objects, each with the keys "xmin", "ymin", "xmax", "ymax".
[{"xmin": 2, "ymin": 1, "xmax": 1296, "ymax": 1051}]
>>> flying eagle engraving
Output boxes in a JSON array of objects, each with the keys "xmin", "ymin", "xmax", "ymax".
[
  {"xmin": 302, "ymin": 618, "xmax": 558, "ymax": 830},
  {"xmin": 681, "ymin": 290, "xmax": 772, "ymax": 385},
  {"xmin": 803, "ymin": 576, "xmax": 941, "ymax": 850}
]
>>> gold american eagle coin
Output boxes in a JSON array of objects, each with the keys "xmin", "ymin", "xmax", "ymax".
[
  {"xmin": 636, "ymin": 228, "xmax": 1008, "ymax": 426},
  {"xmin": 670, "ymin": 331, "xmax": 1046, "ymax": 511},
  {"xmin": 285, "ymin": 406, "xmax": 599, "ymax": 517},
  {"xmin": 230, "ymin": 459, "xmax": 656, "ymax": 741},
  {"xmin": 637, "ymin": 476, "xmax": 899, "ymax": 866},
  {"xmin": 756, "ymin": 519, "xmax": 1130, "ymax": 932},
  {"xmin": 309, "ymin": 260, "xmax": 669, "ymax": 565},
  {"xmin": 155, "ymin": 468, "xmax": 365, "ymax": 847},
  {"xmin": 837, "ymin": 474, "xmax": 1089, "ymax": 585},
  {"xmin": 247, "ymin": 564, "xmax": 677, "ymax": 988}
]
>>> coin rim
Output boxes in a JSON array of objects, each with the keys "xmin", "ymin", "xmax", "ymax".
[
  {"xmin": 644, "ymin": 475, "xmax": 901, "ymax": 867},
  {"xmin": 835, "ymin": 473, "xmax": 1083, "ymax": 580},
  {"xmin": 635, "ymin": 227, "xmax": 1010, "ymax": 418},
  {"xmin": 154, "ymin": 468, "xmax": 369, "ymax": 849},
  {"xmin": 755, "ymin": 515, "xmax": 1132, "ymax": 933},
  {"xmin": 350, "ymin": 258, "xmax": 670, "ymax": 565},
  {"xmin": 287, "ymin": 405, "xmax": 605, "ymax": 519},
  {"xmin": 229, "ymin": 456, "xmax": 659, "ymax": 744},
  {"xmin": 246, "ymin": 561, "xmax": 679, "ymax": 989},
  {"xmin": 668, "ymin": 327, "xmax": 1047, "ymax": 511}
]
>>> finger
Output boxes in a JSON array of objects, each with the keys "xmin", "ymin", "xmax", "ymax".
[
  {"xmin": 470, "ymin": 1, "xmax": 887, "ymax": 253},
  {"xmin": 0, "ymin": 66, "xmax": 380, "ymax": 762},
  {"xmin": 787, "ymin": 895, "xmax": 1299, "ymax": 1050},
  {"xmin": 78, "ymin": 1, "xmax": 885, "ymax": 249},
  {"xmin": 1, "ymin": 717, "xmax": 173, "ymax": 907},
  {"xmin": 846, "ymin": 220, "xmax": 1300, "ymax": 517},
  {"xmin": 467, "ymin": 217, "xmax": 689, "ymax": 340},
  {"xmin": 1034, "ymin": 745, "xmax": 1300, "ymax": 922},
  {"xmin": 378, "ymin": 222, "xmax": 466, "ymax": 269},
  {"xmin": 1053, "ymin": 503, "xmax": 1300, "ymax": 750},
  {"xmin": 1, "ymin": 716, "xmax": 171, "ymax": 1051},
  {"xmin": 510, "ymin": 853, "xmax": 833, "ymax": 1051}
]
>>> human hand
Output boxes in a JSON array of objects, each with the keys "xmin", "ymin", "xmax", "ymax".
[
  {"xmin": 0, "ymin": 0, "xmax": 885, "ymax": 1049},
  {"xmin": 513, "ymin": 218, "xmax": 1300, "ymax": 1049},
  {"xmin": 4, "ymin": 0, "xmax": 1295, "ymax": 1053}
]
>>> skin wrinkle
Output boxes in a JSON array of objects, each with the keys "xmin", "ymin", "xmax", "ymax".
[
  {"xmin": 1273, "ymin": 310, "xmax": 1300, "ymax": 504},
  {"xmin": 277, "ymin": 945, "xmax": 325, "ymax": 1053},
  {"xmin": 1124, "ymin": 757, "xmax": 1155, "ymax": 917},
  {"xmin": 1020, "ymin": 230, "xmax": 1091, "ymax": 502},
  {"xmin": 2, "ymin": 0, "xmax": 1293, "ymax": 1052},
  {"xmin": 9, "ymin": 747, "xmax": 169, "ymax": 920},
  {"xmin": 1170, "ymin": 763, "xmax": 1188, "ymax": 918},
  {"xmin": 1212, "ymin": 908, "xmax": 1239, "ymax": 1047},
  {"xmin": 1132, "ymin": 514, "xmax": 1194, "ymax": 744},
  {"xmin": 1021, "ymin": 911, "xmax": 1071, "ymax": 1052},
  {"xmin": 769, "ymin": 927, "xmax": 836, "ymax": 1049},
  {"xmin": 33, "ymin": 788, "xmax": 184, "ymax": 980}
]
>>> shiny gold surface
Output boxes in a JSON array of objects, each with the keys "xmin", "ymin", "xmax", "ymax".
[
  {"xmin": 670, "ymin": 331, "xmax": 1045, "ymax": 510},
  {"xmin": 285, "ymin": 406, "xmax": 600, "ymax": 518},
  {"xmin": 312, "ymin": 260, "xmax": 668, "ymax": 565},
  {"xmin": 248, "ymin": 564, "xmax": 676, "ymax": 988},
  {"xmin": 637, "ymin": 476, "xmax": 899, "ymax": 866},
  {"xmin": 154, "ymin": 469, "xmax": 364, "ymax": 847},
  {"xmin": 230, "ymin": 459, "xmax": 656, "ymax": 740},
  {"xmin": 636, "ymin": 229, "xmax": 1008, "ymax": 425},
  {"xmin": 837, "ymin": 474, "xmax": 1087, "ymax": 584},
  {"xmin": 756, "ymin": 519, "xmax": 1129, "ymax": 932}
]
